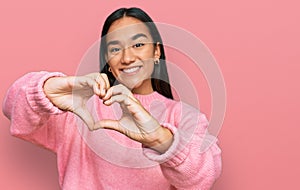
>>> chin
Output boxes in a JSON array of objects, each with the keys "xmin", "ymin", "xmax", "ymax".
[{"xmin": 121, "ymin": 79, "xmax": 143, "ymax": 90}]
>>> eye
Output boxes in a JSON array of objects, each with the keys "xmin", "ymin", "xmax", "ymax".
[
  {"xmin": 109, "ymin": 47, "xmax": 121, "ymax": 53},
  {"xmin": 133, "ymin": 43, "xmax": 145, "ymax": 48}
]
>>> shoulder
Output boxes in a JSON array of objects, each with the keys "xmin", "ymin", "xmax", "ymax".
[{"xmin": 156, "ymin": 93, "xmax": 204, "ymax": 116}]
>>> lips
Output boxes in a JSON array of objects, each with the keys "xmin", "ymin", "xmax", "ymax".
[{"xmin": 121, "ymin": 66, "xmax": 142, "ymax": 74}]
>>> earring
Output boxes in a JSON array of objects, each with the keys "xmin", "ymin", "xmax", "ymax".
[
  {"xmin": 154, "ymin": 59, "xmax": 160, "ymax": 65},
  {"xmin": 108, "ymin": 67, "xmax": 112, "ymax": 72}
]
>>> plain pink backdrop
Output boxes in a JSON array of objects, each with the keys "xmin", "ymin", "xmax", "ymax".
[{"xmin": 1, "ymin": 0, "xmax": 299, "ymax": 189}]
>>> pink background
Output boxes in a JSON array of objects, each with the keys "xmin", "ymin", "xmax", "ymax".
[{"xmin": 1, "ymin": 0, "xmax": 299, "ymax": 189}]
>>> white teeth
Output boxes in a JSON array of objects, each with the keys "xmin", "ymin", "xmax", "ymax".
[{"xmin": 122, "ymin": 66, "xmax": 140, "ymax": 73}]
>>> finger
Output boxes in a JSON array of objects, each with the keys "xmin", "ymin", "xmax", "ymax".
[
  {"xmin": 95, "ymin": 73, "xmax": 107, "ymax": 97},
  {"xmin": 94, "ymin": 119, "xmax": 123, "ymax": 133},
  {"xmin": 100, "ymin": 73, "xmax": 110, "ymax": 90},
  {"xmin": 92, "ymin": 79, "xmax": 101, "ymax": 96},
  {"xmin": 102, "ymin": 86, "xmax": 114, "ymax": 101},
  {"xmin": 105, "ymin": 92, "xmax": 154, "ymax": 122},
  {"xmin": 103, "ymin": 84, "xmax": 134, "ymax": 101},
  {"xmin": 79, "ymin": 77, "xmax": 102, "ymax": 98},
  {"xmin": 103, "ymin": 94, "xmax": 133, "ymax": 106},
  {"xmin": 71, "ymin": 76, "xmax": 98, "ymax": 96},
  {"xmin": 73, "ymin": 107, "xmax": 95, "ymax": 131},
  {"xmin": 85, "ymin": 73, "xmax": 110, "ymax": 97},
  {"xmin": 104, "ymin": 94, "xmax": 145, "ymax": 119}
]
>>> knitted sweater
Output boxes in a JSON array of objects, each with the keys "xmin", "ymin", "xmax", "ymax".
[{"xmin": 2, "ymin": 71, "xmax": 222, "ymax": 190}]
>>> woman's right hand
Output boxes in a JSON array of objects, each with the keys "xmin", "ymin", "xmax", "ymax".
[{"xmin": 43, "ymin": 73, "xmax": 110, "ymax": 130}]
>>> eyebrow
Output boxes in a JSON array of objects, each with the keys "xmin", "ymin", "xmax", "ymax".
[
  {"xmin": 106, "ymin": 33, "xmax": 149, "ymax": 47},
  {"xmin": 106, "ymin": 40, "xmax": 119, "ymax": 47},
  {"xmin": 131, "ymin": 33, "xmax": 148, "ymax": 41}
]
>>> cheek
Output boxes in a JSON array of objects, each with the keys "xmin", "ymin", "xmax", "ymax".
[
  {"xmin": 107, "ymin": 56, "xmax": 121, "ymax": 70},
  {"xmin": 139, "ymin": 47, "xmax": 155, "ymax": 58},
  {"xmin": 144, "ymin": 61, "xmax": 155, "ymax": 76},
  {"xmin": 107, "ymin": 54, "xmax": 120, "ymax": 65}
]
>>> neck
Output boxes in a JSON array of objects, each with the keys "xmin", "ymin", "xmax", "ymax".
[{"xmin": 132, "ymin": 79, "xmax": 153, "ymax": 95}]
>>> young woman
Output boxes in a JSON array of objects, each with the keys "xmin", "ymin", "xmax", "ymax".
[{"xmin": 3, "ymin": 7, "xmax": 221, "ymax": 189}]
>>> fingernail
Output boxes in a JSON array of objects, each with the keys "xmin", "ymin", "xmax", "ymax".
[{"xmin": 104, "ymin": 100, "xmax": 111, "ymax": 105}]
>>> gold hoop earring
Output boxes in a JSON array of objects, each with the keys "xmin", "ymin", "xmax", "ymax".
[
  {"xmin": 154, "ymin": 59, "xmax": 160, "ymax": 65},
  {"xmin": 108, "ymin": 67, "xmax": 112, "ymax": 72}
]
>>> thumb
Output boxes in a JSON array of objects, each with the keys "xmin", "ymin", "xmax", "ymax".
[
  {"xmin": 95, "ymin": 119, "xmax": 123, "ymax": 133},
  {"xmin": 73, "ymin": 107, "xmax": 95, "ymax": 131}
]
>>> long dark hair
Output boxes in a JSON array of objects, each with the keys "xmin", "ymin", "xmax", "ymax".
[{"xmin": 99, "ymin": 7, "xmax": 173, "ymax": 99}]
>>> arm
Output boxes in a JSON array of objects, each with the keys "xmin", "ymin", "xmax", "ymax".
[
  {"xmin": 95, "ymin": 85, "xmax": 221, "ymax": 188},
  {"xmin": 2, "ymin": 71, "xmax": 110, "ymax": 152},
  {"xmin": 2, "ymin": 71, "xmax": 67, "ymax": 152},
  {"xmin": 143, "ymin": 102, "xmax": 222, "ymax": 190}
]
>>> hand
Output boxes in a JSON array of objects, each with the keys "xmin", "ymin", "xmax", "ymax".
[
  {"xmin": 43, "ymin": 73, "xmax": 110, "ymax": 130},
  {"xmin": 96, "ymin": 84, "xmax": 173, "ymax": 153}
]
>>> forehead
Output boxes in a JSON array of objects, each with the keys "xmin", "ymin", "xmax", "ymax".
[{"xmin": 106, "ymin": 17, "xmax": 152, "ymax": 42}]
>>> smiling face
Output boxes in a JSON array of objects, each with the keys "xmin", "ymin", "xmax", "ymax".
[{"xmin": 105, "ymin": 16, "xmax": 161, "ymax": 94}]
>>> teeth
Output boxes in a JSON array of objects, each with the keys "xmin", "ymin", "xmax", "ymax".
[{"xmin": 123, "ymin": 66, "xmax": 140, "ymax": 73}]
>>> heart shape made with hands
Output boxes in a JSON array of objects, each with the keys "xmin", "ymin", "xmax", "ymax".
[
  {"xmin": 44, "ymin": 73, "xmax": 173, "ymax": 152},
  {"xmin": 94, "ymin": 84, "xmax": 163, "ymax": 143}
]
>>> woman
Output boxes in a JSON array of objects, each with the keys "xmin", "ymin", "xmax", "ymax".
[{"xmin": 3, "ymin": 7, "xmax": 221, "ymax": 189}]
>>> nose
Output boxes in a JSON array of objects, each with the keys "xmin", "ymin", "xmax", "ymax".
[{"xmin": 121, "ymin": 47, "xmax": 135, "ymax": 65}]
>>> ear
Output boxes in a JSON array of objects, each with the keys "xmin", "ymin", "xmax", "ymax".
[{"xmin": 154, "ymin": 42, "xmax": 161, "ymax": 59}]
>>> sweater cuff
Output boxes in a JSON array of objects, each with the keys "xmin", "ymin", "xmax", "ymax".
[
  {"xmin": 142, "ymin": 123, "xmax": 190, "ymax": 167},
  {"xmin": 26, "ymin": 71, "xmax": 66, "ymax": 114}
]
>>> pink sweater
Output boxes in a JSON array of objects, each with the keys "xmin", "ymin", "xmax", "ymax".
[{"xmin": 2, "ymin": 71, "xmax": 222, "ymax": 190}]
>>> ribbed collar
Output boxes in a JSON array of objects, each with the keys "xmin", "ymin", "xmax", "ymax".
[{"xmin": 133, "ymin": 91, "xmax": 166, "ymax": 105}]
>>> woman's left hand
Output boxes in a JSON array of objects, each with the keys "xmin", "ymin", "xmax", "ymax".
[{"xmin": 95, "ymin": 84, "xmax": 173, "ymax": 154}]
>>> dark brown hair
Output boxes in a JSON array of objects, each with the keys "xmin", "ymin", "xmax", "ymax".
[{"xmin": 99, "ymin": 7, "xmax": 173, "ymax": 99}]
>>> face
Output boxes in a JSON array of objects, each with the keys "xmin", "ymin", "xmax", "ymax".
[{"xmin": 105, "ymin": 17, "xmax": 161, "ymax": 94}]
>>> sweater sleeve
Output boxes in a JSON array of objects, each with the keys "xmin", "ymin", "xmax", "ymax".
[
  {"xmin": 143, "ymin": 102, "xmax": 222, "ymax": 190},
  {"xmin": 2, "ymin": 71, "xmax": 68, "ymax": 153}
]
